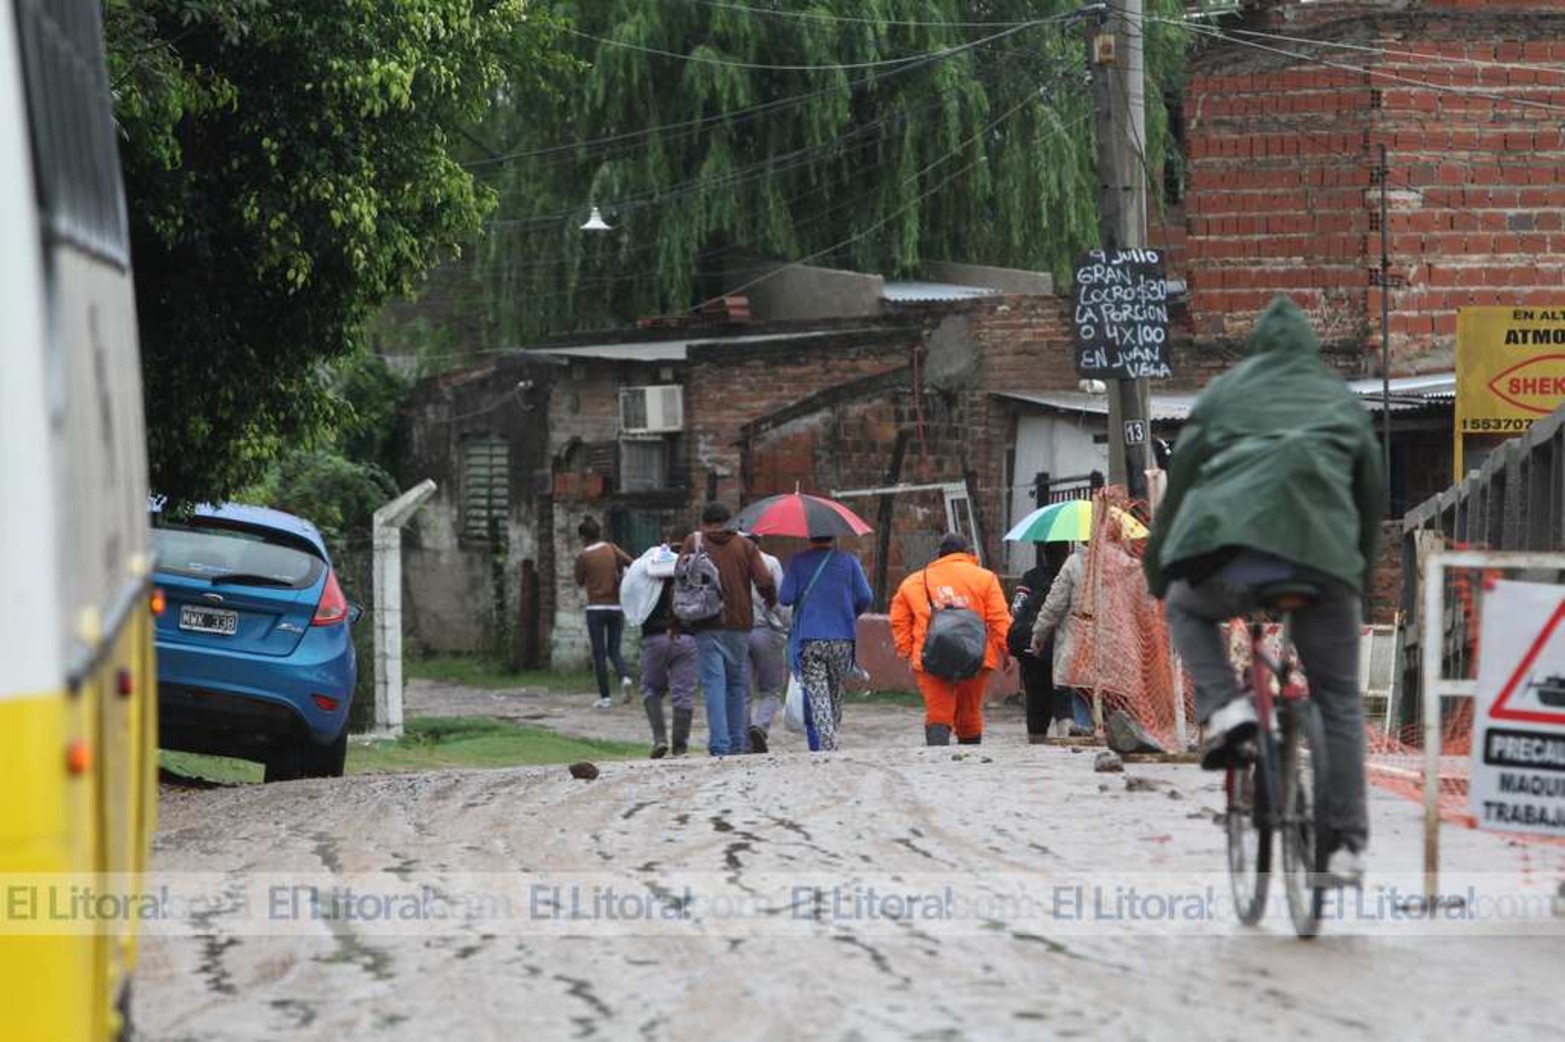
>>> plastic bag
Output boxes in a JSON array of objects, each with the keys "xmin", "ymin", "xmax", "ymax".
[{"xmin": 783, "ymin": 674, "xmax": 807, "ymax": 734}]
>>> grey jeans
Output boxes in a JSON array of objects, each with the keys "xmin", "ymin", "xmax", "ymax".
[{"xmin": 1166, "ymin": 575, "xmax": 1368, "ymax": 852}]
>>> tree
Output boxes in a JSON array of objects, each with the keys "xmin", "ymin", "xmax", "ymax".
[
  {"xmin": 238, "ymin": 351, "xmax": 411, "ymax": 553},
  {"xmin": 451, "ymin": 0, "xmax": 1189, "ymax": 347},
  {"xmin": 105, "ymin": 0, "xmax": 568, "ymax": 504}
]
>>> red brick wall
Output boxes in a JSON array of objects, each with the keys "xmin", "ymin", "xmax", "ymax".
[
  {"xmin": 1169, "ymin": 5, "xmax": 1565, "ymax": 369},
  {"xmin": 684, "ymin": 331, "xmax": 913, "ymax": 510},
  {"xmin": 1365, "ymin": 520, "xmax": 1403, "ymax": 626},
  {"xmin": 685, "ymin": 297, "xmax": 1243, "ymax": 603}
]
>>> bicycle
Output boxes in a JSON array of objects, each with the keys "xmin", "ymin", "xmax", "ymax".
[{"xmin": 1224, "ymin": 582, "xmax": 1333, "ymax": 939}]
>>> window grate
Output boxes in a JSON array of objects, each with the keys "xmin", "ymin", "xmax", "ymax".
[
  {"xmin": 462, "ymin": 438, "xmax": 510, "ymax": 544},
  {"xmin": 15, "ymin": 0, "xmax": 129, "ymax": 266}
]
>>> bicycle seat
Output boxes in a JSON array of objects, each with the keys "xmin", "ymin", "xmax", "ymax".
[{"xmin": 1258, "ymin": 581, "xmax": 1321, "ymax": 613}]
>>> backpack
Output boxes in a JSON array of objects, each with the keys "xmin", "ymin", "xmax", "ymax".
[
  {"xmin": 1007, "ymin": 589, "xmax": 1043, "ymax": 659},
  {"xmin": 673, "ymin": 531, "xmax": 724, "ymax": 625},
  {"xmin": 919, "ymin": 566, "xmax": 987, "ymax": 681},
  {"xmin": 1006, "ymin": 568, "xmax": 1053, "ymax": 658}
]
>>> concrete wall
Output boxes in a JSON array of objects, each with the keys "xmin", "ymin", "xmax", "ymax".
[
  {"xmin": 853, "ymin": 615, "xmax": 1020, "ymax": 700},
  {"xmin": 397, "ymin": 356, "xmax": 557, "ymax": 657},
  {"xmin": 731, "ymin": 263, "xmax": 885, "ymax": 322}
]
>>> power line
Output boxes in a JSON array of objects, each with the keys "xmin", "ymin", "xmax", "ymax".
[
  {"xmin": 480, "ymin": 48, "xmax": 1085, "ymax": 229},
  {"xmin": 466, "ymin": 65, "xmax": 1094, "ymax": 299},
  {"xmin": 690, "ymin": 0, "xmax": 1092, "ymax": 31},
  {"xmin": 688, "ymin": 99, "xmax": 1095, "ymax": 315},
  {"xmin": 1215, "ymin": 24, "xmax": 1565, "ymax": 81},
  {"xmin": 465, "ymin": 31, "xmax": 976, "ymax": 170},
  {"xmin": 1144, "ymin": 9, "xmax": 1565, "ymax": 118},
  {"xmin": 405, "ymin": 68, "xmax": 1095, "ymax": 335},
  {"xmin": 562, "ymin": 17, "xmax": 1045, "ymax": 73}
]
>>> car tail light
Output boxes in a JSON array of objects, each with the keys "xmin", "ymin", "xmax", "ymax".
[
  {"xmin": 312, "ymin": 694, "xmax": 340, "ymax": 712},
  {"xmin": 312, "ymin": 569, "xmax": 349, "ymax": 626},
  {"xmin": 151, "ymin": 588, "xmax": 167, "ymax": 616},
  {"xmin": 117, "ymin": 669, "xmax": 133, "ymax": 697}
]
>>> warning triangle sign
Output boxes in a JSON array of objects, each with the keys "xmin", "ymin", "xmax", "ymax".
[{"xmin": 1490, "ymin": 600, "xmax": 1565, "ymax": 726}]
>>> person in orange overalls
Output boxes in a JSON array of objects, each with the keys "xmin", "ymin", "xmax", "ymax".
[{"xmin": 889, "ymin": 533, "xmax": 1013, "ymax": 745}]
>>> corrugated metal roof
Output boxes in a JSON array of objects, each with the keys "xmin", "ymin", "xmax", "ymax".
[
  {"xmin": 881, "ymin": 281, "xmax": 999, "ymax": 302},
  {"xmin": 997, "ymin": 372, "xmax": 1456, "ymax": 421},
  {"xmin": 1349, "ymin": 372, "xmax": 1455, "ymax": 412},
  {"xmin": 995, "ymin": 389, "xmax": 1198, "ymax": 421},
  {"xmin": 533, "ymin": 328, "xmax": 882, "ymax": 362}
]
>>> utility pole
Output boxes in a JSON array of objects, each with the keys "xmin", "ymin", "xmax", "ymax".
[
  {"xmin": 1379, "ymin": 143, "xmax": 1394, "ymax": 514},
  {"xmin": 1091, "ymin": 0, "xmax": 1152, "ymax": 500}
]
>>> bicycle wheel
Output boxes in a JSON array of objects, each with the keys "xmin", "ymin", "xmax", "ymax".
[
  {"xmin": 1225, "ymin": 733, "xmax": 1272, "ymax": 926},
  {"xmin": 1280, "ymin": 699, "xmax": 1330, "ymax": 939}
]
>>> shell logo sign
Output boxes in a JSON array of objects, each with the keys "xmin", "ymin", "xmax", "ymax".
[
  {"xmin": 1488, "ymin": 354, "xmax": 1565, "ymax": 415},
  {"xmin": 1457, "ymin": 308, "xmax": 1565, "ymax": 447}
]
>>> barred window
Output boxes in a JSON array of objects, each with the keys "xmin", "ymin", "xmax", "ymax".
[{"xmin": 619, "ymin": 438, "xmax": 669, "ymax": 493}]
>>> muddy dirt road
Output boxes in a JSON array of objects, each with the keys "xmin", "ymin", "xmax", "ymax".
[{"xmin": 136, "ymin": 685, "xmax": 1565, "ymax": 1041}]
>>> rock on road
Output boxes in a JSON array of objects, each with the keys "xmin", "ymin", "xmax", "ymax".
[{"xmin": 136, "ymin": 688, "xmax": 1565, "ymax": 1042}]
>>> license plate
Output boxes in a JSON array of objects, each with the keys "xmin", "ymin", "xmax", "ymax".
[{"xmin": 179, "ymin": 605, "xmax": 239, "ymax": 636}]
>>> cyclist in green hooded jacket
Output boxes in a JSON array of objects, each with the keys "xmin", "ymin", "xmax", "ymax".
[{"xmin": 1145, "ymin": 296, "xmax": 1384, "ymax": 887}]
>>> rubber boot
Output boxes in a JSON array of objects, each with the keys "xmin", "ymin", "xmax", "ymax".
[
  {"xmin": 671, "ymin": 708, "xmax": 694, "ymax": 757},
  {"xmin": 958, "ymin": 734, "xmax": 982, "ymax": 745},
  {"xmin": 644, "ymin": 693, "xmax": 668, "ymax": 759},
  {"xmin": 1028, "ymin": 733, "xmax": 1049, "ymax": 745},
  {"xmin": 924, "ymin": 724, "xmax": 952, "ymax": 746}
]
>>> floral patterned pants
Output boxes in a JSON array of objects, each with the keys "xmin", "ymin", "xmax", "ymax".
[{"xmin": 799, "ymin": 639, "xmax": 854, "ymax": 751}]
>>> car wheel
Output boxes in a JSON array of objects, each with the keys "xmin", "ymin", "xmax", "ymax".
[
  {"xmin": 299, "ymin": 728, "xmax": 348, "ymax": 779},
  {"xmin": 263, "ymin": 743, "xmax": 303, "ymax": 783}
]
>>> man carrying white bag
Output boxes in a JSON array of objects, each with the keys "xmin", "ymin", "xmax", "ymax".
[{"xmin": 622, "ymin": 539, "xmax": 697, "ymax": 758}]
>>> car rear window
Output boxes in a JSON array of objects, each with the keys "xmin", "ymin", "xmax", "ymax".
[{"xmin": 152, "ymin": 523, "xmax": 325, "ymax": 590}]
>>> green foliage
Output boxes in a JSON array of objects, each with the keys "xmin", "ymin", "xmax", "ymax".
[
  {"xmin": 454, "ymin": 0, "xmax": 1189, "ymax": 347},
  {"xmin": 105, "ymin": 0, "xmax": 567, "ymax": 505},
  {"xmin": 235, "ymin": 351, "xmax": 409, "ymax": 551}
]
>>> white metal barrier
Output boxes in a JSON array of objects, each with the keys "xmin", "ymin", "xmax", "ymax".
[{"xmin": 1419, "ymin": 549, "xmax": 1565, "ymax": 903}]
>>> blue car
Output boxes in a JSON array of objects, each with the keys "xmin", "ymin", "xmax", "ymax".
[{"xmin": 151, "ymin": 504, "xmax": 359, "ymax": 781}]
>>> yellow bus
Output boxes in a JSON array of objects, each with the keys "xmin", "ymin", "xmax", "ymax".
[{"xmin": 0, "ymin": 1, "xmax": 159, "ymax": 1038}]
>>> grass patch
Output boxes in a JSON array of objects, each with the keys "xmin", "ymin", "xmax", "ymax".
[
  {"xmin": 158, "ymin": 716, "xmax": 646, "ymax": 785},
  {"xmin": 405, "ymin": 655, "xmax": 597, "ymax": 693},
  {"xmin": 353, "ymin": 716, "xmax": 645, "ymax": 773},
  {"xmin": 160, "ymin": 750, "xmax": 262, "ymax": 785}
]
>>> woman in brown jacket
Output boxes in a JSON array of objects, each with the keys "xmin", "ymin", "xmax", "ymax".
[{"xmin": 574, "ymin": 516, "xmax": 634, "ymax": 708}]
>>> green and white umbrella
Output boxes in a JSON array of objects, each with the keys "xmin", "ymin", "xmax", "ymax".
[{"xmin": 1003, "ymin": 500, "xmax": 1148, "ymax": 543}]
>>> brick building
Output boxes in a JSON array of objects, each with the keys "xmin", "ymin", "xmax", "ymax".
[
  {"xmin": 1167, "ymin": 0, "xmax": 1565, "ymax": 368},
  {"xmin": 1142, "ymin": 0, "xmax": 1565, "ymax": 521},
  {"xmin": 396, "ymin": 274, "xmax": 1293, "ymax": 666}
]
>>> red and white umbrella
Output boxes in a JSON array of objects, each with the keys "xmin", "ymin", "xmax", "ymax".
[{"xmin": 731, "ymin": 492, "xmax": 873, "ymax": 539}]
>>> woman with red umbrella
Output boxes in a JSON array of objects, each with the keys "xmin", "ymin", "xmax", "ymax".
[{"xmin": 734, "ymin": 493, "xmax": 874, "ymax": 751}]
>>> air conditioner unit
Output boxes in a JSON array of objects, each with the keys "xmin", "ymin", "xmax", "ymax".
[{"xmin": 620, "ymin": 385, "xmax": 684, "ymax": 434}]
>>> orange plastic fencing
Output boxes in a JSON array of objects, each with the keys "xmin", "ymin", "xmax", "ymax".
[{"xmin": 1064, "ymin": 487, "xmax": 1194, "ymax": 749}]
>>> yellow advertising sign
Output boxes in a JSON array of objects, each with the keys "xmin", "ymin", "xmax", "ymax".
[{"xmin": 1457, "ymin": 307, "xmax": 1565, "ymax": 434}]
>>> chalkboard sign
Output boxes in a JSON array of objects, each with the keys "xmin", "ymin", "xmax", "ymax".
[{"xmin": 1073, "ymin": 249, "xmax": 1173, "ymax": 380}]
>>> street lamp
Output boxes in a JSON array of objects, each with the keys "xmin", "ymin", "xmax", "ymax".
[{"xmin": 580, "ymin": 205, "xmax": 612, "ymax": 232}]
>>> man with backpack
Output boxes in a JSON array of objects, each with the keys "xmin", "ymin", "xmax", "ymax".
[
  {"xmin": 621, "ymin": 537, "xmax": 695, "ymax": 758},
  {"xmin": 676, "ymin": 503, "xmax": 778, "ymax": 756},
  {"xmin": 889, "ymin": 533, "xmax": 1013, "ymax": 746}
]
